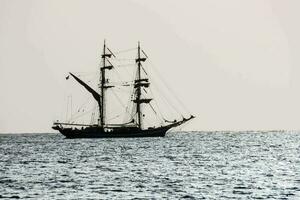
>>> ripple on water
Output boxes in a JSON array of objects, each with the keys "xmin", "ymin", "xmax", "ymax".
[{"xmin": 0, "ymin": 131, "xmax": 300, "ymax": 199}]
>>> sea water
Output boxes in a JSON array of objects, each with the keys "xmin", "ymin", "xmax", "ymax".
[{"xmin": 1, "ymin": 131, "xmax": 300, "ymax": 199}]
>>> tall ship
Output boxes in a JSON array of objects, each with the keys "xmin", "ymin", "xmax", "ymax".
[{"xmin": 52, "ymin": 41, "xmax": 195, "ymax": 138}]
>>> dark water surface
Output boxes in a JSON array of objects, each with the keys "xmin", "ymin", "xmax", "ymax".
[{"xmin": 0, "ymin": 131, "xmax": 300, "ymax": 199}]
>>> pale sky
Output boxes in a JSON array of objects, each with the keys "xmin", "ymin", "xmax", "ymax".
[{"xmin": 1, "ymin": 0, "xmax": 300, "ymax": 133}]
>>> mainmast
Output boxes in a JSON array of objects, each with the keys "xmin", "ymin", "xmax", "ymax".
[
  {"xmin": 136, "ymin": 42, "xmax": 142, "ymax": 128},
  {"xmin": 99, "ymin": 40, "xmax": 113, "ymax": 127},
  {"xmin": 134, "ymin": 42, "xmax": 151, "ymax": 129}
]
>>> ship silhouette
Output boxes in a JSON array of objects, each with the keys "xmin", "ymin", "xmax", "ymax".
[{"xmin": 52, "ymin": 41, "xmax": 194, "ymax": 138}]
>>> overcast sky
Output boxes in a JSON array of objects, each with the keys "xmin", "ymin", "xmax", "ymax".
[{"xmin": 1, "ymin": 0, "xmax": 300, "ymax": 133}]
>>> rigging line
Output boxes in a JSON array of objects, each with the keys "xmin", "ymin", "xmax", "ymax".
[
  {"xmin": 110, "ymin": 70, "xmax": 128, "ymax": 84},
  {"xmin": 175, "ymin": 119, "xmax": 192, "ymax": 132},
  {"xmin": 65, "ymin": 95, "xmax": 73, "ymax": 123},
  {"xmin": 90, "ymin": 102, "xmax": 97, "ymax": 124},
  {"xmin": 114, "ymin": 63, "xmax": 136, "ymax": 67},
  {"xmin": 75, "ymin": 73, "xmax": 98, "ymax": 85},
  {"xmin": 148, "ymin": 87, "xmax": 168, "ymax": 122},
  {"xmin": 149, "ymin": 102, "xmax": 164, "ymax": 124},
  {"xmin": 107, "ymin": 47, "xmax": 116, "ymax": 57},
  {"xmin": 121, "ymin": 63, "xmax": 135, "ymax": 80},
  {"xmin": 68, "ymin": 107, "xmax": 95, "ymax": 121},
  {"xmin": 84, "ymin": 77, "xmax": 98, "ymax": 85},
  {"xmin": 67, "ymin": 96, "xmax": 93, "ymax": 120},
  {"xmin": 148, "ymin": 60, "xmax": 192, "ymax": 115},
  {"xmin": 141, "ymin": 66, "xmax": 148, "ymax": 75},
  {"xmin": 75, "ymin": 72, "xmax": 97, "ymax": 82},
  {"xmin": 113, "ymin": 47, "xmax": 137, "ymax": 54},
  {"xmin": 141, "ymin": 49, "xmax": 148, "ymax": 58},
  {"xmin": 73, "ymin": 72, "xmax": 98, "ymax": 78},
  {"xmin": 111, "ymin": 89, "xmax": 126, "ymax": 108},
  {"xmin": 123, "ymin": 68, "xmax": 138, "ymax": 123},
  {"xmin": 125, "ymin": 79, "xmax": 135, "ymax": 105},
  {"xmin": 71, "ymin": 96, "xmax": 73, "ymax": 120},
  {"xmin": 112, "ymin": 58, "xmax": 135, "ymax": 61},
  {"xmin": 152, "ymin": 100, "xmax": 165, "ymax": 122},
  {"xmin": 149, "ymin": 71, "xmax": 185, "ymax": 118},
  {"xmin": 148, "ymin": 88, "xmax": 163, "ymax": 115},
  {"xmin": 111, "ymin": 89, "xmax": 135, "ymax": 119},
  {"xmin": 112, "ymin": 69, "xmax": 126, "ymax": 86},
  {"xmin": 110, "ymin": 80, "xmax": 134, "ymax": 83},
  {"xmin": 124, "ymin": 87, "xmax": 135, "ymax": 122},
  {"xmin": 69, "ymin": 107, "xmax": 88, "ymax": 120},
  {"xmin": 77, "ymin": 96, "xmax": 92, "ymax": 112},
  {"xmin": 66, "ymin": 95, "xmax": 70, "ymax": 122},
  {"xmin": 111, "ymin": 61, "xmax": 133, "ymax": 84},
  {"xmin": 149, "ymin": 71, "xmax": 187, "ymax": 117},
  {"xmin": 148, "ymin": 75, "xmax": 183, "ymax": 117},
  {"xmin": 148, "ymin": 103, "xmax": 157, "ymax": 115},
  {"xmin": 113, "ymin": 88, "xmax": 132, "ymax": 94},
  {"xmin": 123, "ymin": 67, "xmax": 137, "ymax": 117}
]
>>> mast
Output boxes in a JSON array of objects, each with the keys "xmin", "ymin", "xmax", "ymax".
[
  {"xmin": 134, "ymin": 42, "xmax": 150, "ymax": 129},
  {"xmin": 100, "ymin": 40, "xmax": 113, "ymax": 127},
  {"xmin": 136, "ymin": 42, "xmax": 142, "ymax": 129}
]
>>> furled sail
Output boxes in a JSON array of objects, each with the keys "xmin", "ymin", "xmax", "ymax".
[{"xmin": 69, "ymin": 73, "xmax": 101, "ymax": 107}]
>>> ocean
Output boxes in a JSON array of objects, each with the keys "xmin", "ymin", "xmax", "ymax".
[{"xmin": 1, "ymin": 131, "xmax": 300, "ymax": 199}]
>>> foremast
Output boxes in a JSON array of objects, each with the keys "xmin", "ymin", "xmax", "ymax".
[
  {"xmin": 99, "ymin": 40, "xmax": 114, "ymax": 127},
  {"xmin": 134, "ymin": 42, "xmax": 151, "ymax": 129}
]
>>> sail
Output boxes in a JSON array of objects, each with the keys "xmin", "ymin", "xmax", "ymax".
[{"xmin": 69, "ymin": 73, "xmax": 101, "ymax": 107}]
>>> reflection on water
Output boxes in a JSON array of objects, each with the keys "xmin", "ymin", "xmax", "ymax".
[{"xmin": 1, "ymin": 131, "xmax": 300, "ymax": 199}]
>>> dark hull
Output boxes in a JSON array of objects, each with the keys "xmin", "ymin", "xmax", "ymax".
[
  {"xmin": 53, "ymin": 126, "xmax": 170, "ymax": 139},
  {"xmin": 52, "ymin": 116, "xmax": 194, "ymax": 139}
]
